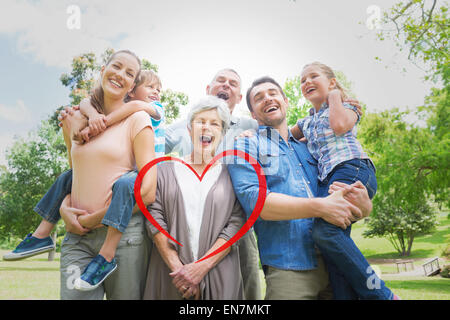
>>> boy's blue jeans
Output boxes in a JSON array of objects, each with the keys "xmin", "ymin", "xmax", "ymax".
[
  {"xmin": 34, "ymin": 169, "xmax": 137, "ymax": 234},
  {"xmin": 312, "ymin": 158, "xmax": 393, "ymax": 300}
]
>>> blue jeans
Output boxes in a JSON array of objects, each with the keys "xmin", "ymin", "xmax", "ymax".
[
  {"xmin": 312, "ymin": 158, "xmax": 393, "ymax": 300},
  {"xmin": 34, "ymin": 169, "xmax": 73, "ymax": 224},
  {"xmin": 101, "ymin": 171, "xmax": 137, "ymax": 233},
  {"xmin": 34, "ymin": 169, "xmax": 138, "ymax": 234}
]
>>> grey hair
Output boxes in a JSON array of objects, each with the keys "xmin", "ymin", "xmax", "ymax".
[{"xmin": 187, "ymin": 95, "xmax": 231, "ymax": 133}]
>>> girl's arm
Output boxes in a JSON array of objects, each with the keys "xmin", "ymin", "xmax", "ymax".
[{"xmin": 328, "ymin": 89, "xmax": 358, "ymax": 136}]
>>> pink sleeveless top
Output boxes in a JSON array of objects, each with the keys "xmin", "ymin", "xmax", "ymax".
[{"xmin": 70, "ymin": 111, "xmax": 152, "ymax": 213}]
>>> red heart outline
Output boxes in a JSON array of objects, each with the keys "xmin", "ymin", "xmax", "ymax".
[{"xmin": 133, "ymin": 149, "xmax": 267, "ymax": 263}]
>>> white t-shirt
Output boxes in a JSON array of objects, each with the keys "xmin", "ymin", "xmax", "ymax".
[{"xmin": 174, "ymin": 162, "xmax": 222, "ymax": 260}]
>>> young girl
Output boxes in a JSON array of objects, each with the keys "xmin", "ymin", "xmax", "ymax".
[
  {"xmin": 291, "ymin": 61, "xmax": 396, "ymax": 300},
  {"xmin": 3, "ymin": 70, "xmax": 164, "ymax": 291}
]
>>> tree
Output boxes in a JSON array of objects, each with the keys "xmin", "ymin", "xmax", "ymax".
[
  {"xmin": 283, "ymin": 75, "xmax": 312, "ymax": 127},
  {"xmin": 0, "ymin": 121, "xmax": 69, "ymax": 238},
  {"xmin": 160, "ymin": 89, "xmax": 189, "ymax": 124},
  {"xmin": 359, "ymin": 0, "xmax": 450, "ymax": 256},
  {"xmin": 359, "ymin": 110, "xmax": 440, "ymax": 256},
  {"xmin": 377, "ymin": 0, "xmax": 449, "ymax": 81}
]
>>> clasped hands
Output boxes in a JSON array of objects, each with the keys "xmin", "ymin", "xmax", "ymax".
[{"xmin": 170, "ymin": 261, "xmax": 210, "ymax": 300}]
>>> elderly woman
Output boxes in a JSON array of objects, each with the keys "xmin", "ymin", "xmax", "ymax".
[{"xmin": 144, "ymin": 95, "xmax": 245, "ymax": 300}]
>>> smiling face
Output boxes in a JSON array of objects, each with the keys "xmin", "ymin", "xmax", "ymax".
[
  {"xmin": 206, "ymin": 69, "xmax": 242, "ymax": 113},
  {"xmin": 300, "ymin": 65, "xmax": 336, "ymax": 107},
  {"xmin": 130, "ymin": 79, "xmax": 162, "ymax": 103},
  {"xmin": 189, "ymin": 108, "xmax": 224, "ymax": 160},
  {"xmin": 100, "ymin": 52, "xmax": 140, "ymax": 101},
  {"xmin": 249, "ymin": 82, "xmax": 288, "ymax": 129}
]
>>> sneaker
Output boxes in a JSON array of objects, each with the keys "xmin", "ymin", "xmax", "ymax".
[
  {"xmin": 3, "ymin": 233, "xmax": 55, "ymax": 261},
  {"xmin": 74, "ymin": 254, "xmax": 117, "ymax": 291}
]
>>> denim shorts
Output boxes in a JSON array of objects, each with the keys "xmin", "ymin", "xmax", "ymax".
[{"xmin": 318, "ymin": 158, "xmax": 377, "ymax": 199}]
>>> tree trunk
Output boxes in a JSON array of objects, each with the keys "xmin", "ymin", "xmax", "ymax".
[
  {"xmin": 406, "ymin": 235, "xmax": 414, "ymax": 256},
  {"xmin": 47, "ymin": 231, "xmax": 57, "ymax": 261}
]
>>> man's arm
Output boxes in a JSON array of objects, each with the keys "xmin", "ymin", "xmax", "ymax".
[
  {"xmin": 259, "ymin": 190, "xmax": 360, "ymax": 229},
  {"xmin": 227, "ymin": 138, "xmax": 361, "ymax": 229}
]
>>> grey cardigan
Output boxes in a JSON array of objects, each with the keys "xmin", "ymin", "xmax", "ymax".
[{"xmin": 143, "ymin": 162, "xmax": 245, "ymax": 300}]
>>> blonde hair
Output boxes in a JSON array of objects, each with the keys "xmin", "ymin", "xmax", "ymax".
[
  {"xmin": 302, "ymin": 62, "xmax": 348, "ymax": 100},
  {"xmin": 90, "ymin": 50, "xmax": 141, "ymax": 114},
  {"xmin": 125, "ymin": 70, "xmax": 162, "ymax": 102}
]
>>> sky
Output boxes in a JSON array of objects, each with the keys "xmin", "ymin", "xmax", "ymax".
[{"xmin": 0, "ymin": 0, "xmax": 433, "ymax": 166}]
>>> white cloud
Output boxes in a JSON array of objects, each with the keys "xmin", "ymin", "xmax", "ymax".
[
  {"xmin": 0, "ymin": 100, "xmax": 32, "ymax": 123},
  {"xmin": 0, "ymin": 0, "xmax": 158, "ymax": 68},
  {"xmin": 0, "ymin": 0, "xmax": 432, "ymax": 115}
]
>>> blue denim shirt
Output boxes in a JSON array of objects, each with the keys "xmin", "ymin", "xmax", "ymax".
[{"xmin": 227, "ymin": 126, "xmax": 320, "ymax": 270}]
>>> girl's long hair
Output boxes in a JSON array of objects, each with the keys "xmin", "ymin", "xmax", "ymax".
[
  {"xmin": 90, "ymin": 50, "xmax": 141, "ymax": 114},
  {"xmin": 302, "ymin": 62, "xmax": 348, "ymax": 100}
]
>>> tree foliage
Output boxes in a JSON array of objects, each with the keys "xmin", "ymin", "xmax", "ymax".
[
  {"xmin": 359, "ymin": 110, "xmax": 442, "ymax": 255},
  {"xmin": 377, "ymin": 0, "xmax": 449, "ymax": 81},
  {"xmin": 358, "ymin": 0, "xmax": 450, "ymax": 256},
  {"xmin": 0, "ymin": 121, "xmax": 69, "ymax": 238}
]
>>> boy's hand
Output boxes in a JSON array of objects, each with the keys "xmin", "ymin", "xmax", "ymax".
[{"xmin": 88, "ymin": 114, "xmax": 107, "ymax": 136}]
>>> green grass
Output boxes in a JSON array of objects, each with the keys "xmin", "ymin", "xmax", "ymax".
[
  {"xmin": 0, "ymin": 250, "xmax": 60, "ymax": 299},
  {"xmin": 352, "ymin": 212, "xmax": 450, "ymax": 260},
  {"xmin": 384, "ymin": 277, "xmax": 450, "ymax": 300},
  {"xmin": 0, "ymin": 212, "xmax": 448, "ymax": 300}
]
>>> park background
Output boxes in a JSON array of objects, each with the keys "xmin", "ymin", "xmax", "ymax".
[{"xmin": 0, "ymin": 0, "xmax": 448, "ymax": 299}]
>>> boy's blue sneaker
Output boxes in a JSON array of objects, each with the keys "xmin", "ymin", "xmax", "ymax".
[
  {"xmin": 2, "ymin": 233, "xmax": 55, "ymax": 261},
  {"xmin": 74, "ymin": 254, "xmax": 117, "ymax": 291}
]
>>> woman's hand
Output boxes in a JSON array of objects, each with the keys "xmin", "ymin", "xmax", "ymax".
[
  {"xmin": 170, "ymin": 262, "xmax": 210, "ymax": 299},
  {"xmin": 60, "ymin": 203, "xmax": 90, "ymax": 235}
]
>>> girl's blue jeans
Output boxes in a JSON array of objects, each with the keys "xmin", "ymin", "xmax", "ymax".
[
  {"xmin": 34, "ymin": 170, "xmax": 137, "ymax": 234},
  {"xmin": 312, "ymin": 158, "xmax": 393, "ymax": 300}
]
